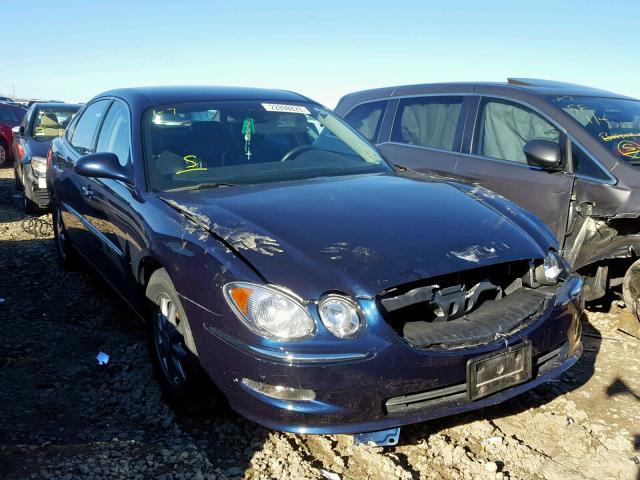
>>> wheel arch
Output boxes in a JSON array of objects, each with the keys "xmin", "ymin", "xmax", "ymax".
[{"xmin": 137, "ymin": 255, "xmax": 164, "ymax": 289}]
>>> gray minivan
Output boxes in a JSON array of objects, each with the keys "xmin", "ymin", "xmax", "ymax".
[{"xmin": 336, "ymin": 78, "xmax": 640, "ymax": 322}]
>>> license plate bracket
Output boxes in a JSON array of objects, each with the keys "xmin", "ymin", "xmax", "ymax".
[{"xmin": 467, "ymin": 341, "xmax": 532, "ymax": 401}]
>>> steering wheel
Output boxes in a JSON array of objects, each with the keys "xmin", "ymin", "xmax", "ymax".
[{"xmin": 280, "ymin": 144, "xmax": 316, "ymax": 162}]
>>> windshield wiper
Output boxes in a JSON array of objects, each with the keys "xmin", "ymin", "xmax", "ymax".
[{"xmin": 167, "ymin": 182, "xmax": 237, "ymax": 192}]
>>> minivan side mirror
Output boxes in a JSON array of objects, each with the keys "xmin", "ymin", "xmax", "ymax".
[
  {"xmin": 523, "ymin": 139, "xmax": 562, "ymax": 171},
  {"xmin": 12, "ymin": 125, "xmax": 23, "ymax": 137},
  {"xmin": 74, "ymin": 152, "xmax": 132, "ymax": 185}
]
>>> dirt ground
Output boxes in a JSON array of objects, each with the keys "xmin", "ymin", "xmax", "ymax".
[{"xmin": 0, "ymin": 167, "xmax": 638, "ymax": 480}]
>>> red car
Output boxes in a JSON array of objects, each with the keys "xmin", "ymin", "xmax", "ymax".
[{"xmin": 0, "ymin": 101, "xmax": 27, "ymax": 166}]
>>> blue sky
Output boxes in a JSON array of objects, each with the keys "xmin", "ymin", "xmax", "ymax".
[{"xmin": 2, "ymin": 0, "xmax": 638, "ymax": 107}]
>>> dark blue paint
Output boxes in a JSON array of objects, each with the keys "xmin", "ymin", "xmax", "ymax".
[{"xmin": 48, "ymin": 86, "xmax": 582, "ymax": 435}]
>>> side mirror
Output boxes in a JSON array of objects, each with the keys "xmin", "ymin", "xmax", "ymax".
[
  {"xmin": 74, "ymin": 152, "xmax": 132, "ymax": 185},
  {"xmin": 523, "ymin": 139, "xmax": 562, "ymax": 171},
  {"xmin": 12, "ymin": 125, "xmax": 23, "ymax": 137}
]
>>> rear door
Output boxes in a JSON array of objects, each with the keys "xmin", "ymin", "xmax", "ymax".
[
  {"xmin": 455, "ymin": 97, "xmax": 575, "ymax": 242},
  {"xmin": 56, "ymin": 99, "xmax": 111, "ymax": 258},
  {"xmin": 375, "ymin": 95, "xmax": 467, "ymax": 176}
]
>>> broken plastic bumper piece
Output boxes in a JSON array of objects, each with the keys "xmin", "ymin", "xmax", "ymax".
[{"xmin": 353, "ymin": 427, "xmax": 400, "ymax": 447}]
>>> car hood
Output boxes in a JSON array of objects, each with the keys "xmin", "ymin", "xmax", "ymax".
[
  {"xmin": 26, "ymin": 137, "xmax": 52, "ymax": 158},
  {"xmin": 159, "ymin": 173, "xmax": 551, "ymax": 299}
]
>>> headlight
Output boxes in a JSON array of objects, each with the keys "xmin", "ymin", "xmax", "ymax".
[
  {"xmin": 543, "ymin": 250, "xmax": 568, "ymax": 283},
  {"xmin": 31, "ymin": 156, "xmax": 47, "ymax": 177},
  {"xmin": 318, "ymin": 294, "xmax": 364, "ymax": 338},
  {"xmin": 223, "ymin": 282, "xmax": 315, "ymax": 341}
]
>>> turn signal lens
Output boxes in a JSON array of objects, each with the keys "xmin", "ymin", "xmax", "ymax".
[
  {"xmin": 223, "ymin": 282, "xmax": 315, "ymax": 341},
  {"xmin": 543, "ymin": 250, "xmax": 565, "ymax": 283},
  {"xmin": 230, "ymin": 286, "xmax": 252, "ymax": 316}
]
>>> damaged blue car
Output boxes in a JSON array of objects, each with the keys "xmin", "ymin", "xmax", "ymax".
[{"xmin": 47, "ymin": 86, "xmax": 583, "ymax": 444}]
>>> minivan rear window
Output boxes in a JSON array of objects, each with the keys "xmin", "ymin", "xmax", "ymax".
[{"xmin": 549, "ymin": 96, "xmax": 640, "ymax": 163}]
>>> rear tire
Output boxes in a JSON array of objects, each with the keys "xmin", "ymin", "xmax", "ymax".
[
  {"xmin": 622, "ymin": 259, "xmax": 640, "ymax": 318},
  {"xmin": 52, "ymin": 203, "xmax": 79, "ymax": 270},
  {"xmin": 146, "ymin": 268, "xmax": 221, "ymax": 411},
  {"xmin": 0, "ymin": 141, "xmax": 8, "ymax": 167}
]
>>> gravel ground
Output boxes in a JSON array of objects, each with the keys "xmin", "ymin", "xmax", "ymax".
[{"xmin": 0, "ymin": 167, "xmax": 639, "ymax": 480}]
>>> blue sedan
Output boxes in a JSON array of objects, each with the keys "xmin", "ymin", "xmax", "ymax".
[{"xmin": 47, "ymin": 86, "xmax": 582, "ymax": 444}]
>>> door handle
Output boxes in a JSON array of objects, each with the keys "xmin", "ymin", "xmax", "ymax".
[{"xmin": 81, "ymin": 185, "xmax": 94, "ymax": 200}]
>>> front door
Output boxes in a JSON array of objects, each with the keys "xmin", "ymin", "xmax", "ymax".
[{"xmin": 456, "ymin": 97, "xmax": 575, "ymax": 243}]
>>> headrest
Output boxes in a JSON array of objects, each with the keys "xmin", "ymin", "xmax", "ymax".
[{"xmin": 40, "ymin": 113, "xmax": 59, "ymax": 128}]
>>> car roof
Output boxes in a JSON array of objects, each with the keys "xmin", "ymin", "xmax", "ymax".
[
  {"xmin": 339, "ymin": 78, "xmax": 636, "ymax": 108},
  {"xmin": 94, "ymin": 86, "xmax": 317, "ymax": 108}
]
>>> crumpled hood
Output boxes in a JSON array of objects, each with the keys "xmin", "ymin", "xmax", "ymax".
[
  {"xmin": 160, "ymin": 173, "xmax": 551, "ymax": 299},
  {"xmin": 26, "ymin": 137, "xmax": 52, "ymax": 158}
]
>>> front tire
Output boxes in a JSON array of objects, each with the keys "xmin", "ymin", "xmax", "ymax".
[
  {"xmin": 623, "ymin": 259, "xmax": 640, "ymax": 318},
  {"xmin": 24, "ymin": 194, "xmax": 39, "ymax": 215},
  {"xmin": 14, "ymin": 167, "xmax": 23, "ymax": 192},
  {"xmin": 145, "ymin": 268, "xmax": 219, "ymax": 411}
]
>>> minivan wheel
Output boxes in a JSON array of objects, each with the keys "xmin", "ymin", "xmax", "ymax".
[
  {"xmin": 146, "ymin": 268, "xmax": 220, "ymax": 411},
  {"xmin": 52, "ymin": 204, "xmax": 78, "ymax": 270}
]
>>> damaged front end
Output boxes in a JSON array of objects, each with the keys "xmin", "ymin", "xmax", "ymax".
[{"xmin": 377, "ymin": 254, "xmax": 578, "ymax": 350}]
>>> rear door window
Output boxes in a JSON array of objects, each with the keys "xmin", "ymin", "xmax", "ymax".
[
  {"xmin": 96, "ymin": 101, "xmax": 131, "ymax": 167},
  {"xmin": 70, "ymin": 100, "xmax": 110, "ymax": 155},
  {"xmin": 391, "ymin": 96, "xmax": 463, "ymax": 151},
  {"xmin": 474, "ymin": 99, "xmax": 560, "ymax": 164},
  {"xmin": 343, "ymin": 100, "xmax": 388, "ymax": 141}
]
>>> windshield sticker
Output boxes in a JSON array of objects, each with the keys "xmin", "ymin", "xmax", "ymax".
[
  {"xmin": 600, "ymin": 132, "xmax": 640, "ymax": 142},
  {"xmin": 176, "ymin": 155, "xmax": 207, "ymax": 175},
  {"xmin": 261, "ymin": 103, "xmax": 310, "ymax": 115},
  {"xmin": 565, "ymin": 103, "xmax": 610, "ymax": 126},
  {"xmin": 617, "ymin": 140, "xmax": 640, "ymax": 160}
]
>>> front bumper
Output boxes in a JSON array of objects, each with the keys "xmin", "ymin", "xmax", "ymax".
[
  {"xmin": 25, "ymin": 164, "xmax": 50, "ymax": 208},
  {"xmin": 189, "ymin": 276, "xmax": 583, "ymax": 435}
]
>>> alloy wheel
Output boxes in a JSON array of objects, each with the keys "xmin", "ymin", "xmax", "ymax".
[
  {"xmin": 154, "ymin": 295, "xmax": 189, "ymax": 388},
  {"xmin": 0, "ymin": 144, "xmax": 6, "ymax": 166}
]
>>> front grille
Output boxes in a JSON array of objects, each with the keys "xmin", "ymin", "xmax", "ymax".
[
  {"xmin": 384, "ymin": 342, "xmax": 567, "ymax": 415},
  {"xmin": 377, "ymin": 260, "xmax": 553, "ymax": 349},
  {"xmin": 32, "ymin": 188, "xmax": 49, "ymax": 205}
]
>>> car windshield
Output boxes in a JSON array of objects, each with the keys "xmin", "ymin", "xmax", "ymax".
[
  {"xmin": 143, "ymin": 100, "xmax": 389, "ymax": 191},
  {"xmin": 548, "ymin": 96, "xmax": 640, "ymax": 163},
  {"xmin": 33, "ymin": 109, "xmax": 77, "ymax": 140}
]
